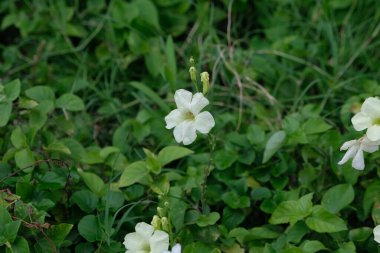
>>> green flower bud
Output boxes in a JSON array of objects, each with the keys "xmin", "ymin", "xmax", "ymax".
[
  {"xmin": 151, "ymin": 215, "xmax": 161, "ymax": 230},
  {"xmin": 157, "ymin": 207, "xmax": 166, "ymax": 217},
  {"xmin": 200, "ymin": 72, "xmax": 210, "ymax": 94},
  {"xmin": 161, "ymin": 217, "xmax": 169, "ymax": 231},
  {"xmin": 189, "ymin": 66, "xmax": 197, "ymax": 83}
]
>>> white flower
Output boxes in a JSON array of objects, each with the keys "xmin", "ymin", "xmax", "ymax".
[
  {"xmin": 163, "ymin": 244, "xmax": 181, "ymax": 253},
  {"xmin": 374, "ymin": 225, "xmax": 380, "ymax": 243},
  {"xmin": 351, "ymin": 97, "xmax": 380, "ymax": 141},
  {"xmin": 338, "ymin": 135, "xmax": 380, "ymax": 170},
  {"xmin": 123, "ymin": 222, "xmax": 169, "ymax": 253},
  {"xmin": 165, "ymin": 89, "xmax": 215, "ymax": 145}
]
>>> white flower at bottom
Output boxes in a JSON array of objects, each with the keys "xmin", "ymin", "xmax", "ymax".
[
  {"xmin": 374, "ymin": 225, "xmax": 380, "ymax": 243},
  {"xmin": 123, "ymin": 222, "xmax": 169, "ymax": 253},
  {"xmin": 163, "ymin": 244, "xmax": 181, "ymax": 253},
  {"xmin": 351, "ymin": 97, "xmax": 380, "ymax": 141},
  {"xmin": 165, "ymin": 89, "xmax": 215, "ymax": 145},
  {"xmin": 338, "ymin": 135, "xmax": 380, "ymax": 170}
]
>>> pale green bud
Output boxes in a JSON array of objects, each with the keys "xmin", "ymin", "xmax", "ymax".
[
  {"xmin": 189, "ymin": 57, "xmax": 195, "ymax": 66},
  {"xmin": 164, "ymin": 201, "xmax": 169, "ymax": 208},
  {"xmin": 200, "ymin": 72, "xmax": 210, "ymax": 94},
  {"xmin": 157, "ymin": 207, "xmax": 166, "ymax": 217},
  {"xmin": 161, "ymin": 217, "xmax": 169, "ymax": 231},
  {"xmin": 189, "ymin": 66, "xmax": 197, "ymax": 83},
  {"xmin": 151, "ymin": 215, "xmax": 161, "ymax": 230}
]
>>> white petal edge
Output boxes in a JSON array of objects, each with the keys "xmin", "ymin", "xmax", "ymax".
[
  {"xmin": 190, "ymin": 93, "xmax": 209, "ymax": 115},
  {"xmin": 366, "ymin": 125, "xmax": 380, "ymax": 141},
  {"xmin": 165, "ymin": 109, "xmax": 184, "ymax": 129},
  {"xmin": 361, "ymin": 97, "xmax": 380, "ymax": 118},
  {"xmin": 174, "ymin": 89, "xmax": 192, "ymax": 111},
  {"xmin": 338, "ymin": 145, "xmax": 359, "ymax": 165},
  {"xmin": 171, "ymin": 244, "xmax": 182, "ymax": 253},
  {"xmin": 374, "ymin": 225, "xmax": 380, "ymax": 243},
  {"xmin": 123, "ymin": 232, "xmax": 146, "ymax": 250},
  {"xmin": 135, "ymin": 222, "xmax": 154, "ymax": 241},
  {"xmin": 340, "ymin": 140, "xmax": 357, "ymax": 151},
  {"xmin": 173, "ymin": 121, "xmax": 197, "ymax": 145},
  {"xmin": 351, "ymin": 112, "xmax": 372, "ymax": 131},
  {"xmin": 351, "ymin": 148, "xmax": 365, "ymax": 170},
  {"xmin": 149, "ymin": 230, "xmax": 169, "ymax": 253},
  {"xmin": 194, "ymin": 111, "xmax": 215, "ymax": 134}
]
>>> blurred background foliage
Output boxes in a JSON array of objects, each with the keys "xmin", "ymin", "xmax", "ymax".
[{"xmin": 1, "ymin": 0, "xmax": 380, "ymax": 252}]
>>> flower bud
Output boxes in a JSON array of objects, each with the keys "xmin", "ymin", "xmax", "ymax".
[
  {"xmin": 200, "ymin": 72, "xmax": 210, "ymax": 94},
  {"xmin": 151, "ymin": 215, "xmax": 161, "ymax": 230},
  {"xmin": 164, "ymin": 201, "xmax": 170, "ymax": 208},
  {"xmin": 161, "ymin": 217, "xmax": 169, "ymax": 231},
  {"xmin": 189, "ymin": 57, "xmax": 195, "ymax": 66},
  {"xmin": 189, "ymin": 66, "xmax": 197, "ymax": 83},
  {"xmin": 157, "ymin": 207, "xmax": 166, "ymax": 217}
]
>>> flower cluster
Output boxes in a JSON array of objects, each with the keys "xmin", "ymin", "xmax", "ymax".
[{"xmin": 338, "ymin": 97, "xmax": 380, "ymax": 170}]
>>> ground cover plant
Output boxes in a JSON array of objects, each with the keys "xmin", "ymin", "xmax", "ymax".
[{"xmin": 1, "ymin": 0, "xmax": 380, "ymax": 252}]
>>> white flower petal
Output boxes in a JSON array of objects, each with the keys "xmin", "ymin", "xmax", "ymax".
[
  {"xmin": 374, "ymin": 225, "xmax": 380, "ymax": 243},
  {"xmin": 338, "ymin": 145, "xmax": 359, "ymax": 165},
  {"xmin": 361, "ymin": 97, "xmax": 380, "ymax": 118},
  {"xmin": 352, "ymin": 148, "xmax": 365, "ymax": 170},
  {"xmin": 171, "ymin": 244, "xmax": 182, "ymax": 253},
  {"xmin": 173, "ymin": 121, "xmax": 197, "ymax": 145},
  {"xmin": 123, "ymin": 232, "xmax": 147, "ymax": 250},
  {"xmin": 366, "ymin": 125, "xmax": 380, "ymax": 141},
  {"xmin": 361, "ymin": 142, "xmax": 379, "ymax": 153},
  {"xmin": 165, "ymin": 109, "xmax": 184, "ymax": 129},
  {"xmin": 135, "ymin": 222, "xmax": 154, "ymax": 241},
  {"xmin": 351, "ymin": 112, "xmax": 372, "ymax": 131},
  {"xmin": 174, "ymin": 89, "xmax": 192, "ymax": 111},
  {"xmin": 194, "ymin": 111, "xmax": 215, "ymax": 134},
  {"xmin": 340, "ymin": 140, "xmax": 357, "ymax": 151},
  {"xmin": 190, "ymin": 93, "xmax": 209, "ymax": 115},
  {"xmin": 149, "ymin": 230, "xmax": 169, "ymax": 253}
]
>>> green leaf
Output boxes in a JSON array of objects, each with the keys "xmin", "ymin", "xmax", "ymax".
[
  {"xmin": 300, "ymin": 240, "xmax": 326, "ymax": 253},
  {"xmin": 196, "ymin": 212, "xmax": 220, "ymax": 227},
  {"xmin": 0, "ymin": 102, "xmax": 12, "ymax": 127},
  {"xmin": 78, "ymin": 215, "xmax": 102, "ymax": 242},
  {"xmin": 165, "ymin": 36, "xmax": 177, "ymax": 90},
  {"xmin": 129, "ymin": 81, "xmax": 170, "ymax": 112},
  {"xmin": 0, "ymin": 206, "xmax": 12, "ymax": 233},
  {"xmin": 158, "ymin": 146, "xmax": 193, "ymax": 167},
  {"xmin": 14, "ymin": 148, "xmax": 35, "ymax": 169},
  {"xmin": 4, "ymin": 220, "xmax": 21, "ymax": 243},
  {"xmin": 78, "ymin": 169, "xmax": 106, "ymax": 197},
  {"xmin": 56, "ymin": 93, "xmax": 85, "ymax": 111},
  {"xmin": 302, "ymin": 118, "xmax": 331, "ymax": 134},
  {"xmin": 349, "ymin": 227, "xmax": 372, "ymax": 242},
  {"xmin": 11, "ymin": 127, "xmax": 27, "ymax": 149},
  {"xmin": 214, "ymin": 150, "xmax": 238, "ymax": 170},
  {"xmin": 363, "ymin": 181, "xmax": 380, "ymax": 217},
  {"xmin": 47, "ymin": 142, "xmax": 72, "ymax": 155},
  {"xmin": 46, "ymin": 224, "xmax": 73, "ymax": 245},
  {"xmin": 71, "ymin": 190, "xmax": 98, "ymax": 213},
  {"xmin": 222, "ymin": 190, "xmax": 251, "ymax": 209},
  {"xmin": 321, "ymin": 184, "xmax": 354, "ymax": 213},
  {"xmin": 262, "ymin": 131, "xmax": 286, "ymax": 163},
  {"xmin": 269, "ymin": 193, "xmax": 313, "ymax": 225},
  {"xmin": 110, "ymin": 0, "xmax": 139, "ymax": 27},
  {"xmin": 119, "ymin": 161, "xmax": 149, "ymax": 187},
  {"xmin": 4, "ymin": 79, "xmax": 21, "ymax": 101},
  {"xmin": 39, "ymin": 171, "xmax": 66, "ymax": 190},
  {"xmin": 305, "ymin": 205, "xmax": 347, "ymax": 233},
  {"xmin": 6, "ymin": 236, "xmax": 30, "ymax": 253},
  {"xmin": 25, "ymin": 86, "xmax": 55, "ymax": 101}
]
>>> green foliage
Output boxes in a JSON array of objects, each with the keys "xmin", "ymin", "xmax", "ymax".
[{"xmin": 1, "ymin": 0, "xmax": 380, "ymax": 251}]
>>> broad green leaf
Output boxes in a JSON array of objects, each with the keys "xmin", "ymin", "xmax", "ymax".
[
  {"xmin": 247, "ymin": 227, "xmax": 280, "ymax": 240},
  {"xmin": 110, "ymin": 0, "xmax": 139, "ymax": 27},
  {"xmin": 39, "ymin": 171, "xmax": 66, "ymax": 190},
  {"xmin": 158, "ymin": 146, "xmax": 193, "ymax": 167},
  {"xmin": 363, "ymin": 181, "xmax": 380, "ymax": 216},
  {"xmin": 78, "ymin": 215, "xmax": 102, "ymax": 242},
  {"xmin": 222, "ymin": 190, "xmax": 251, "ymax": 209},
  {"xmin": 321, "ymin": 184, "xmax": 354, "ymax": 213},
  {"xmin": 335, "ymin": 242, "xmax": 356, "ymax": 253},
  {"xmin": 25, "ymin": 86, "xmax": 55, "ymax": 101},
  {"xmin": 71, "ymin": 190, "xmax": 98, "ymax": 213},
  {"xmin": 300, "ymin": 240, "xmax": 326, "ymax": 253},
  {"xmin": 6, "ymin": 236, "xmax": 30, "ymax": 253},
  {"xmin": 305, "ymin": 205, "xmax": 347, "ymax": 233},
  {"xmin": 4, "ymin": 79, "xmax": 21, "ymax": 101},
  {"xmin": 4, "ymin": 220, "xmax": 21, "ymax": 243},
  {"xmin": 302, "ymin": 118, "xmax": 331, "ymax": 134},
  {"xmin": 46, "ymin": 224, "xmax": 73, "ymax": 245},
  {"xmin": 262, "ymin": 131, "xmax": 286, "ymax": 163},
  {"xmin": 119, "ymin": 161, "xmax": 149, "ymax": 187},
  {"xmin": 0, "ymin": 102, "xmax": 12, "ymax": 127},
  {"xmin": 56, "ymin": 93, "xmax": 85, "ymax": 111},
  {"xmin": 196, "ymin": 212, "xmax": 220, "ymax": 227},
  {"xmin": 14, "ymin": 148, "xmax": 35, "ymax": 169},
  {"xmin": 78, "ymin": 169, "xmax": 106, "ymax": 197},
  {"xmin": 0, "ymin": 206, "xmax": 12, "ymax": 232},
  {"xmin": 349, "ymin": 227, "xmax": 372, "ymax": 242},
  {"xmin": 269, "ymin": 193, "xmax": 313, "ymax": 225},
  {"xmin": 214, "ymin": 150, "xmax": 238, "ymax": 170},
  {"xmin": 47, "ymin": 142, "xmax": 71, "ymax": 155},
  {"xmin": 11, "ymin": 127, "xmax": 27, "ymax": 149}
]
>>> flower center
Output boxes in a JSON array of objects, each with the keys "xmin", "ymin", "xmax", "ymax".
[
  {"xmin": 142, "ymin": 242, "xmax": 150, "ymax": 251},
  {"xmin": 184, "ymin": 111, "xmax": 195, "ymax": 121},
  {"xmin": 373, "ymin": 118, "xmax": 380, "ymax": 125}
]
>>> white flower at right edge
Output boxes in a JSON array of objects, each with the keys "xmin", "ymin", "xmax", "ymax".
[
  {"xmin": 165, "ymin": 89, "xmax": 215, "ymax": 145},
  {"xmin": 338, "ymin": 135, "xmax": 380, "ymax": 170},
  {"xmin": 351, "ymin": 97, "xmax": 380, "ymax": 141},
  {"xmin": 163, "ymin": 244, "xmax": 181, "ymax": 253},
  {"xmin": 374, "ymin": 225, "xmax": 380, "ymax": 243}
]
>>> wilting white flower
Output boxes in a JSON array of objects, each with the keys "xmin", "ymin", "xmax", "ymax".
[
  {"xmin": 351, "ymin": 97, "xmax": 380, "ymax": 141},
  {"xmin": 374, "ymin": 225, "xmax": 380, "ymax": 243},
  {"xmin": 165, "ymin": 89, "xmax": 215, "ymax": 145},
  {"xmin": 163, "ymin": 244, "xmax": 181, "ymax": 253},
  {"xmin": 338, "ymin": 135, "xmax": 380, "ymax": 170},
  {"xmin": 123, "ymin": 222, "xmax": 169, "ymax": 253}
]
